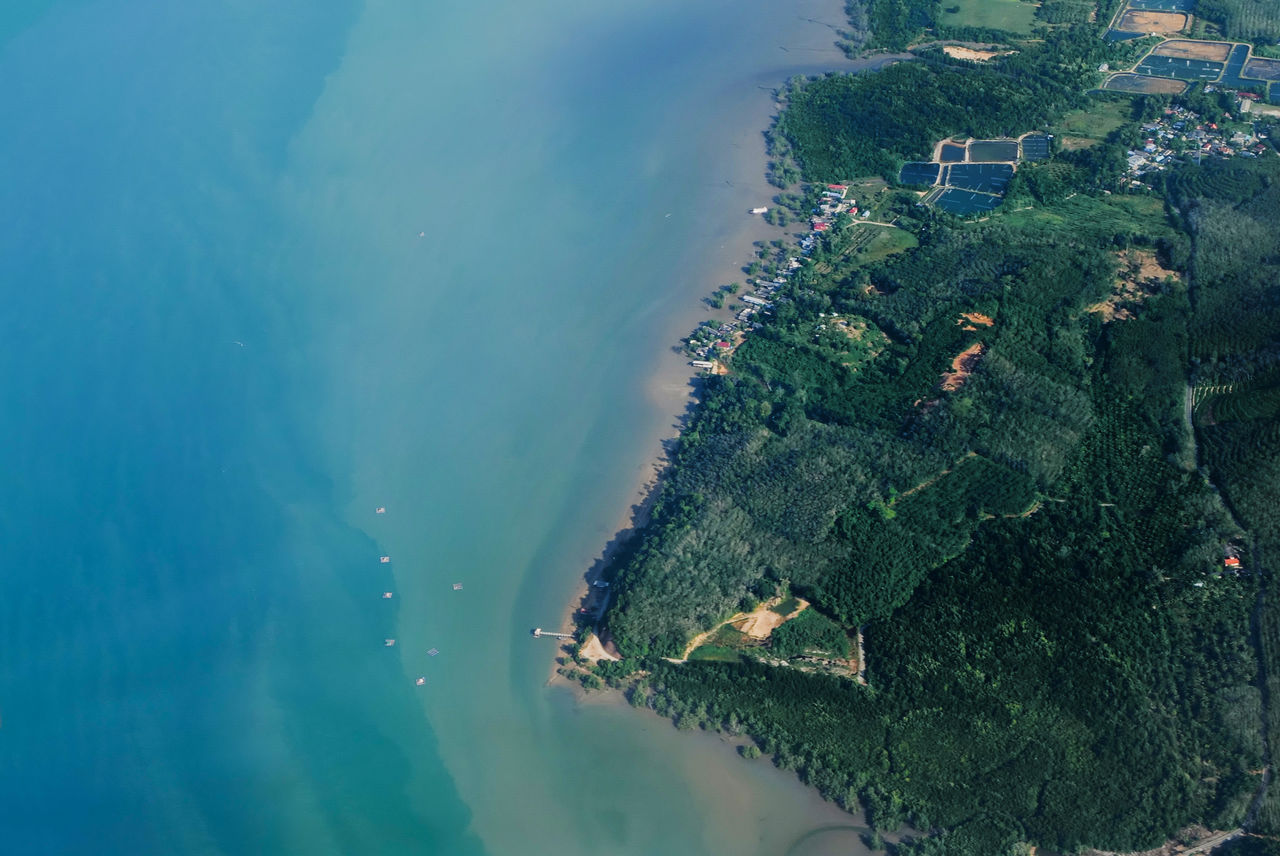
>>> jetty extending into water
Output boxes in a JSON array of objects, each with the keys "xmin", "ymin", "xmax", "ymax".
[{"xmin": 532, "ymin": 627, "xmax": 574, "ymax": 640}]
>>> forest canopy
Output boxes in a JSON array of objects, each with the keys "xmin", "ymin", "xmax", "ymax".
[{"xmin": 598, "ymin": 24, "xmax": 1280, "ymax": 856}]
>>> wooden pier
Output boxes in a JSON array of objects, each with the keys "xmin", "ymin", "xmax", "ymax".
[{"xmin": 532, "ymin": 627, "xmax": 574, "ymax": 639}]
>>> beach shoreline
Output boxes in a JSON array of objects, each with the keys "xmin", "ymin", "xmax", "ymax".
[{"xmin": 549, "ymin": 43, "xmax": 915, "ymax": 676}]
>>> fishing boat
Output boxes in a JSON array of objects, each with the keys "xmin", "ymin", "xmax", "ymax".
[
  {"xmin": 384, "ymin": 638, "xmax": 396, "ymax": 647},
  {"xmin": 379, "ymin": 556, "xmax": 391, "ymax": 564},
  {"xmin": 415, "ymin": 677, "xmax": 426, "ymax": 686},
  {"xmin": 375, "ymin": 506, "xmax": 386, "ymax": 514},
  {"xmin": 382, "ymin": 592, "xmax": 393, "ymax": 599}
]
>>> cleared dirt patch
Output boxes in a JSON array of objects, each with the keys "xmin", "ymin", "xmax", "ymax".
[
  {"xmin": 680, "ymin": 597, "xmax": 809, "ymax": 659},
  {"xmin": 1119, "ymin": 10, "xmax": 1189, "ymax": 34},
  {"xmin": 579, "ymin": 634, "xmax": 620, "ymax": 662},
  {"xmin": 1152, "ymin": 39, "xmax": 1231, "ymax": 61},
  {"xmin": 942, "ymin": 46, "xmax": 1011, "ymax": 61},
  {"xmin": 1103, "ymin": 73, "xmax": 1188, "ymax": 95},
  {"xmin": 1132, "ymin": 250, "xmax": 1178, "ymax": 282},
  {"xmin": 1246, "ymin": 101, "xmax": 1280, "ymax": 118},
  {"xmin": 1089, "ymin": 250, "xmax": 1179, "ymax": 321},
  {"xmin": 958, "ymin": 312, "xmax": 994, "ymax": 327},
  {"xmin": 940, "ymin": 342, "xmax": 986, "ymax": 391}
]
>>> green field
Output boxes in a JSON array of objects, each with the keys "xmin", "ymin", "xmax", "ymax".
[
  {"xmin": 1054, "ymin": 99, "xmax": 1133, "ymax": 146},
  {"xmin": 939, "ymin": 0, "xmax": 1042, "ymax": 33},
  {"xmin": 859, "ymin": 225, "xmax": 920, "ymax": 263},
  {"xmin": 993, "ymin": 193, "xmax": 1171, "ymax": 237},
  {"xmin": 687, "ymin": 645, "xmax": 742, "ymax": 663}
]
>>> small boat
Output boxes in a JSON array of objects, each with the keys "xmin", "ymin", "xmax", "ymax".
[
  {"xmin": 427, "ymin": 648, "xmax": 439, "ymax": 657},
  {"xmin": 751, "ymin": 206, "xmax": 768, "ymax": 215},
  {"xmin": 382, "ymin": 592, "xmax": 393, "ymax": 599},
  {"xmin": 380, "ymin": 556, "xmax": 391, "ymax": 564},
  {"xmin": 384, "ymin": 638, "xmax": 396, "ymax": 647},
  {"xmin": 375, "ymin": 506, "xmax": 386, "ymax": 514},
  {"xmin": 452, "ymin": 582, "xmax": 463, "ymax": 591},
  {"xmin": 416, "ymin": 677, "xmax": 426, "ymax": 686}
]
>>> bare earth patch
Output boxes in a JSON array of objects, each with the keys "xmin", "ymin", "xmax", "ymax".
[
  {"xmin": 736, "ymin": 599, "xmax": 806, "ymax": 638},
  {"xmin": 579, "ymin": 633, "xmax": 620, "ymax": 663},
  {"xmin": 942, "ymin": 46, "xmax": 1011, "ymax": 62},
  {"xmin": 940, "ymin": 342, "xmax": 986, "ymax": 391},
  {"xmin": 1118, "ymin": 10, "xmax": 1189, "ymax": 34},
  {"xmin": 1152, "ymin": 39, "xmax": 1231, "ymax": 61},
  {"xmin": 1089, "ymin": 250, "xmax": 1180, "ymax": 322},
  {"xmin": 958, "ymin": 312, "xmax": 994, "ymax": 327},
  {"xmin": 680, "ymin": 597, "xmax": 809, "ymax": 659},
  {"xmin": 1245, "ymin": 100, "xmax": 1280, "ymax": 118}
]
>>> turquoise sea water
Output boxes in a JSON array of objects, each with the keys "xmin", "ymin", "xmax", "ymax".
[{"xmin": 0, "ymin": 2, "xmax": 877, "ymax": 853}]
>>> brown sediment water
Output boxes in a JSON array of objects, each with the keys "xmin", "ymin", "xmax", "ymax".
[{"xmin": 288, "ymin": 0, "xmax": 903, "ymax": 853}]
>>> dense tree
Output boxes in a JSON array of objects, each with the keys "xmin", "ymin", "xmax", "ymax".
[{"xmin": 601, "ymin": 42, "xmax": 1280, "ymax": 856}]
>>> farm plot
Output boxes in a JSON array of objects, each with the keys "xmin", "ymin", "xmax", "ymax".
[
  {"xmin": 968, "ymin": 140, "xmax": 1019, "ymax": 162},
  {"xmin": 946, "ymin": 163, "xmax": 1014, "ymax": 193},
  {"xmin": 936, "ymin": 189, "xmax": 1003, "ymax": 215},
  {"xmin": 1152, "ymin": 39, "xmax": 1233, "ymax": 61},
  {"xmin": 1245, "ymin": 58, "xmax": 1280, "ymax": 81},
  {"xmin": 1134, "ymin": 54, "xmax": 1224, "ymax": 80},
  {"xmin": 1020, "ymin": 134, "xmax": 1051, "ymax": 161},
  {"xmin": 899, "ymin": 162, "xmax": 941, "ymax": 187},
  {"xmin": 1118, "ymin": 10, "xmax": 1189, "ymax": 32},
  {"xmin": 937, "ymin": 0, "xmax": 1040, "ymax": 33},
  {"xmin": 1102, "ymin": 73, "xmax": 1190, "ymax": 94}
]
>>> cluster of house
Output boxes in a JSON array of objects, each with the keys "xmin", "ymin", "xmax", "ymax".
[
  {"xmin": 687, "ymin": 230, "xmax": 826, "ymax": 370},
  {"xmin": 810, "ymin": 183, "xmax": 870, "ymax": 233},
  {"xmin": 1126, "ymin": 103, "xmax": 1270, "ymax": 179}
]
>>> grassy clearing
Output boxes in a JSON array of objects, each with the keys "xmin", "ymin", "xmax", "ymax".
[
  {"xmin": 1054, "ymin": 99, "xmax": 1132, "ymax": 147},
  {"xmin": 812, "ymin": 224, "xmax": 918, "ymax": 279},
  {"xmin": 939, "ymin": 0, "xmax": 1041, "ymax": 34},
  {"xmin": 708, "ymin": 624, "xmax": 750, "ymax": 647},
  {"xmin": 992, "ymin": 193, "xmax": 1172, "ymax": 239},
  {"xmin": 861, "ymin": 225, "xmax": 920, "ymax": 263},
  {"xmin": 687, "ymin": 645, "xmax": 742, "ymax": 663}
]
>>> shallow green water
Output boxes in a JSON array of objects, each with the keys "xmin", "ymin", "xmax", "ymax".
[{"xmin": 0, "ymin": 2, "xmax": 878, "ymax": 853}]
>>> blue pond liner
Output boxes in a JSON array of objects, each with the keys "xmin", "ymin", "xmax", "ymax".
[
  {"xmin": 936, "ymin": 189, "xmax": 1003, "ymax": 215},
  {"xmin": 1020, "ymin": 134, "xmax": 1051, "ymax": 161},
  {"xmin": 946, "ymin": 162, "xmax": 1014, "ymax": 194},
  {"xmin": 1127, "ymin": 0, "xmax": 1194, "ymax": 11},
  {"xmin": 899, "ymin": 162, "xmax": 941, "ymax": 187}
]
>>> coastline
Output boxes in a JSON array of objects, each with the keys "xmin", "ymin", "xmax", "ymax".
[{"xmin": 548, "ymin": 48, "xmax": 914, "ymax": 676}]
